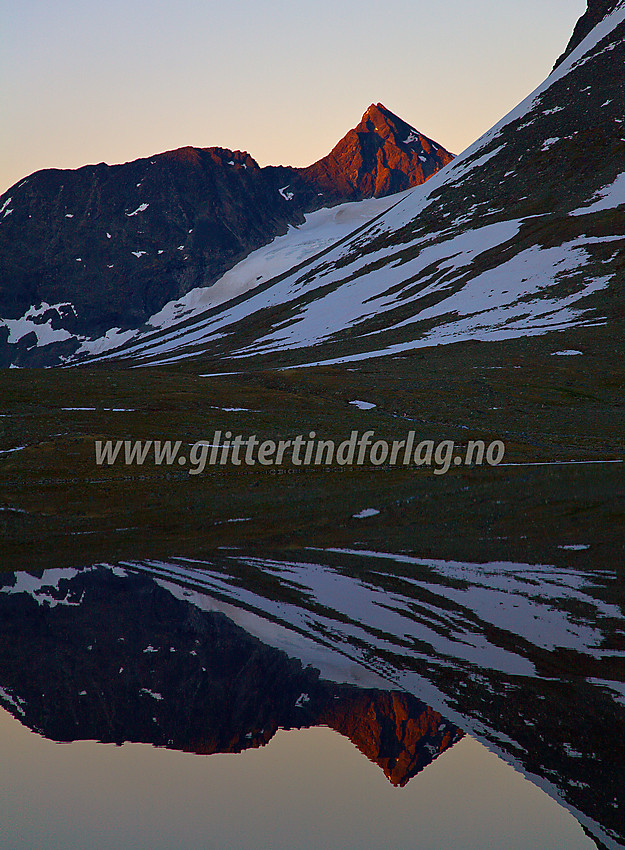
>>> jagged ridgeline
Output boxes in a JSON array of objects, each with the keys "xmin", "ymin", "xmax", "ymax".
[
  {"xmin": 1, "ymin": 0, "xmax": 623, "ymax": 370},
  {"xmin": 0, "ymin": 105, "xmax": 452, "ymax": 366}
]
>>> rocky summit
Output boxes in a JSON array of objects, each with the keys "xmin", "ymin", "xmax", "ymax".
[
  {"xmin": 0, "ymin": 105, "xmax": 452, "ymax": 366},
  {"xmin": 297, "ymin": 103, "xmax": 454, "ymax": 202}
]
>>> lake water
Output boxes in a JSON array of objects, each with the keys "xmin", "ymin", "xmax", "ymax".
[
  {"xmin": 0, "ymin": 556, "xmax": 622, "ymax": 849},
  {"xmin": 0, "ymin": 710, "xmax": 594, "ymax": 850}
]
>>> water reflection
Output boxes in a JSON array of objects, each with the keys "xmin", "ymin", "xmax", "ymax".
[
  {"xmin": 124, "ymin": 549, "xmax": 625, "ymax": 849},
  {"xmin": 0, "ymin": 566, "xmax": 460, "ymax": 785},
  {"xmin": 0, "ymin": 713, "xmax": 595, "ymax": 850},
  {"xmin": 0, "ymin": 558, "xmax": 623, "ymax": 849}
]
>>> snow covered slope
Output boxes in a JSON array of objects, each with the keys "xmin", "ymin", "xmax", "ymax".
[
  {"xmin": 76, "ymin": 194, "xmax": 400, "ymax": 358},
  {"xmin": 92, "ymin": 1, "xmax": 625, "ymax": 368}
]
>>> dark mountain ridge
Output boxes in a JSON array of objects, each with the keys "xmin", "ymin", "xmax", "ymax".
[{"xmin": 0, "ymin": 104, "xmax": 453, "ymax": 365}]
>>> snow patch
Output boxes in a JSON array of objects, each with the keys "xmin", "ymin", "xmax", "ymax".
[
  {"xmin": 1, "ymin": 568, "xmax": 86, "ymax": 608},
  {"xmin": 0, "ymin": 686, "xmax": 25, "ymax": 717},
  {"xmin": 352, "ymin": 509, "xmax": 380, "ymax": 519},
  {"xmin": 25, "ymin": 302, "xmax": 76, "ymax": 320},
  {"xmin": 540, "ymin": 138, "xmax": 560, "ymax": 151},
  {"xmin": 349, "ymin": 400, "xmax": 376, "ymax": 410},
  {"xmin": 1, "ymin": 301, "xmax": 80, "ymax": 348},
  {"xmin": 570, "ymin": 172, "xmax": 625, "ymax": 216},
  {"xmin": 126, "ymin": 203, "xmax": 149, "ymax": 217},
  {"xmin": 140, "ymin": 689, "xmax": 163, "ymax": 700},
  {"xmin": 0, "ymin": 445, "xmax": 27, "ymax": 456},
  {"xmin": 1, "ymin": 197, "xmax": 13, "ymax": 219},
  {"xmin": 76, "ymin": 326, "xmax": 139, "ymax": 357}
]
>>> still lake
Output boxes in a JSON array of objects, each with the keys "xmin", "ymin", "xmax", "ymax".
[
  {"xmin": 0, "ymin": 711, "xmax": 594, "ymax": 849},
  {"xmin": 0, "ymin": 554, "xmax": 622, "ymax": 849}
]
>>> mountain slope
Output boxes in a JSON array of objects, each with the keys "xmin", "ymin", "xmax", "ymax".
[
  {"xmin": 0, "ymin": 105, "xmax": 453, "ymax": 367},
  {"xmin": 554, "ymin": 0, "xmax": 620, "ymax": 66},
  {"xmin": 100, "ymin": 0, "xmax": 624, "ymax": 369}
]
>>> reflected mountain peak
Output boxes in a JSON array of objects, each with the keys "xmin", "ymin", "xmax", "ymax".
[
  {"xmin": 1, "ymin": 556, "xmax": 622, "ymax": 850},
  {"xmin": 0, "ymin": 566, "xmax": 462, "ymax": 787}
]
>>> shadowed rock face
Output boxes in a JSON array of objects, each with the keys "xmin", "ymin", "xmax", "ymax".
[
  {"xmin": 0, "ymin": 567, "xmax": 462, "ymax": 786},
  {"xmin": 298, "ymin": 103, "xmax": 454, "ymax": 202},
  {"xmin": 0, "ymin": 105, "xmax": 452, "ymax": 365},
  {"xmin": 0, "ymin": 147, "xmax": 311, "ymax": 357},
  {"xmin": 554, "ymin": 0, "xmax": 622, "ymax": 67}
]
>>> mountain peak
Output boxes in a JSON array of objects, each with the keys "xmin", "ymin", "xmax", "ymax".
[
  {"xmin": 361, "ymin": 102, "xmax": 400, "ymax": 123},
  {"xmin": 356, "ymin": 103, "xmax": 402, "ymax": 137},
  {"xmin": 298, "ymin": 103, "xmax": 454, "ymax": 201},
  {"xmin": 0, "ymin": 102, "xmax": 454, "ymax": 364},
  {"xmin": 362, "ymin": 101, "xmax": 392, "ymax": 120}
]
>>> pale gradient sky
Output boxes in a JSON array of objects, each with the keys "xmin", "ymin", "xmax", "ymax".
[{"xmin": 1, "ymin": 0, "xmax": 586, "ymax": 194}]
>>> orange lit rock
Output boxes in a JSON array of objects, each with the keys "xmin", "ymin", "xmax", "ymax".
[{"xmin": 298, "ymin": 103, "xmax": 454, "ymax": 201}]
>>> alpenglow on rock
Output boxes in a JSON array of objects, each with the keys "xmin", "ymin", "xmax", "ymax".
[{"xmin": 297, "ymin": 103, "xmax": 454, "ymax": 202}]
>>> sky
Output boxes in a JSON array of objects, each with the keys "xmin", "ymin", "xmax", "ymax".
[{"xmin": 1, "ymin": 0, "xmax": 586, "ymax": 194}]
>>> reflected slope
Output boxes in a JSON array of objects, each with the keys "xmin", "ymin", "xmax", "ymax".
[{"xmin": 0, "ymin": 566, "xmax": 460, "ymax": 787}]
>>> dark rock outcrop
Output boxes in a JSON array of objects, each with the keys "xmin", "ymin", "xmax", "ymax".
[{"xmin": 553, "ymin": 0, "xmax": 621, "ymax": 68}]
